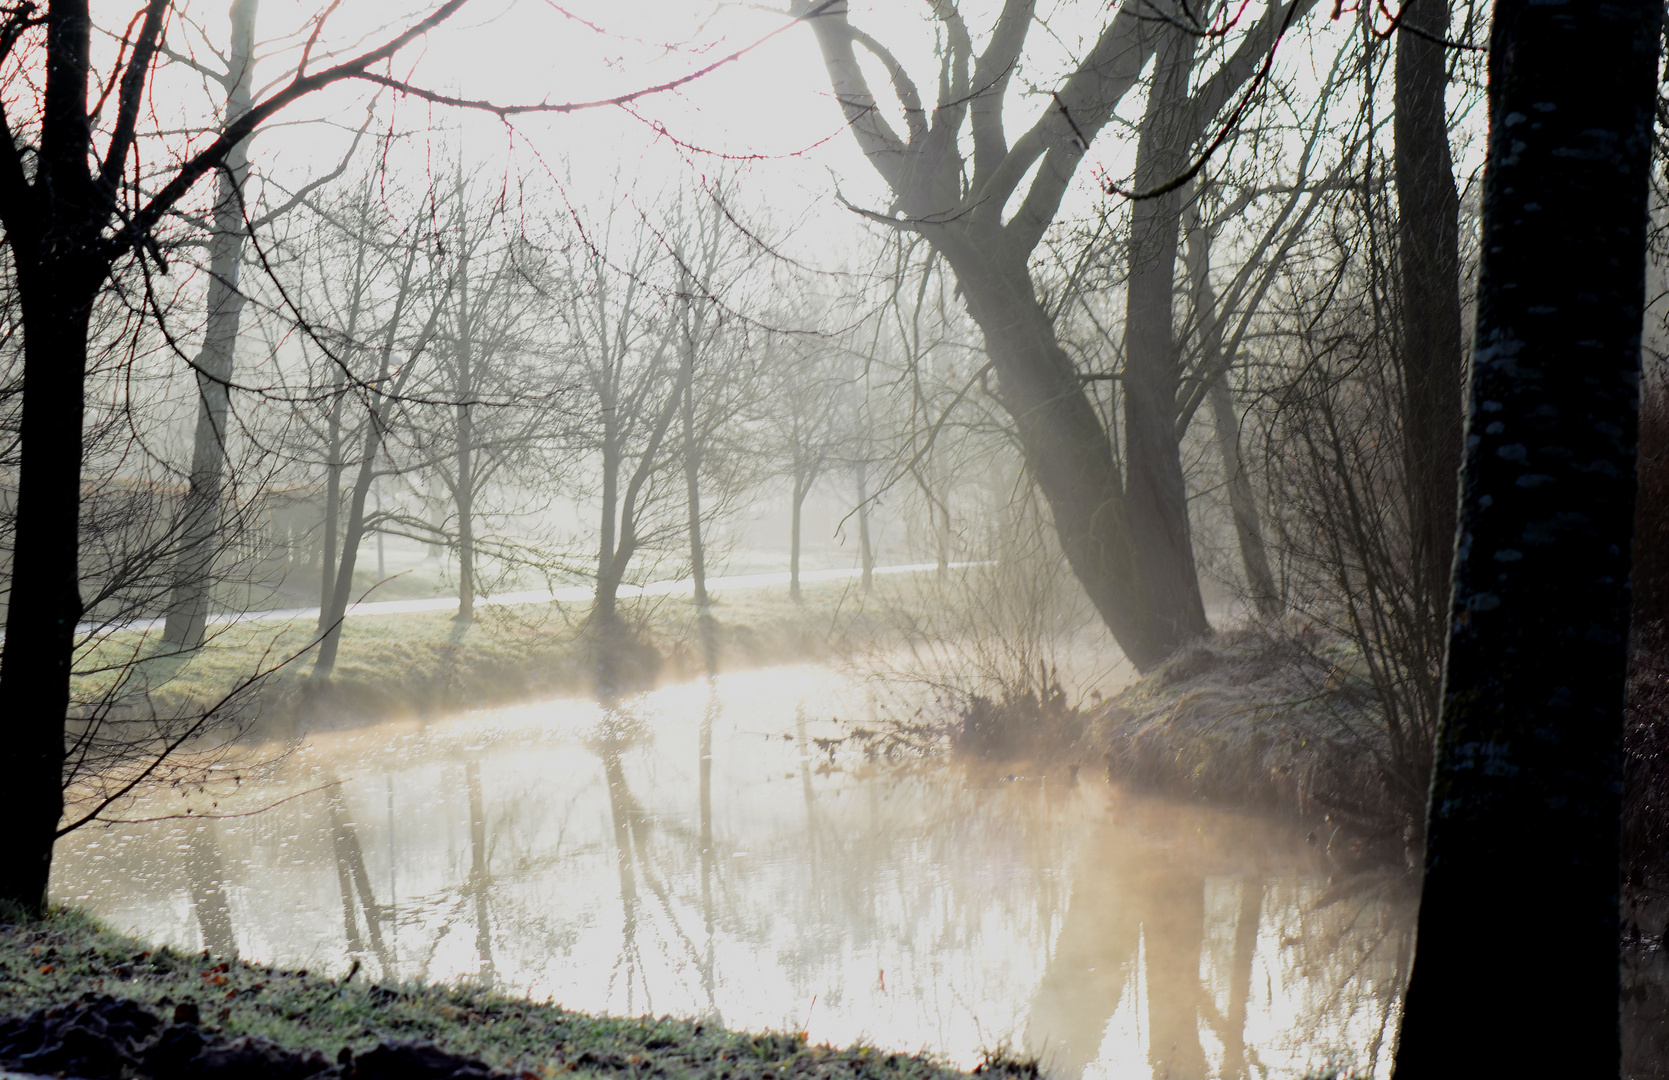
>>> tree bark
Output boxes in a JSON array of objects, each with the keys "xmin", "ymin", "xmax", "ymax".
[
  {"xmin": 0, "ymin": 278, "xmax": 98, "ymax": 911},
  {"xmin": 1391, "ymin": 2, "xmax": 1659, "ymax": 1074},
  {"xmin": 161, "ymin": 0, "xmax": 259, "ymax": 650},
  {"xmin": 1393, "ymin": 0, "xmax": 1466, "ymax": 647},
  {"xmin": 1120, "ymin": 20, "xmax": 1211, "ymax": 648}
]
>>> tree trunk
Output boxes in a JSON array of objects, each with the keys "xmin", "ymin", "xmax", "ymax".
[
  {"xmin": 452, "ymin": 229, "xmax": 476, "ymax": 623},
  {"xmin": 944, "ymin": 247, "xmax": 1191, "ymax": 672},
  {"xmin": 1210, "ymin": 376, "xmax": 1279, "ymax": 617},
  {"xmin": 161, "ymin": 0, "xmax": 259, "ymax": 650},
  {"xmin": 681, "ymin": 317, "xmax": 708, "ymax": 610},
  {"xmin": 790, "ymin": 470, "xmax": 806, "ymax": 603},
  {"xmin": 319, "ymin": 377, "xmax": 344, "ymax": 617},
  {"xmin": 1391, "ymin": 3, "xmax": 1659, "ymax": 1074},
  {"xmin": 595, "ymin": 425, "xmax": 620, "ymax": 626},
  {"xmin": 856, "ymin": 461, "xmax": 875, "ymax": 592},
  {"xmin": 313, "ymin": 410, "xmax": 380, "ymax": 678},
  {"xmin": 1120, "ymin": 20, "xmax": 1210, "ymax": 651},
  {"xmin": 0, "ymin": 277, "xmax": 99, "ymax": 912},
  {"xmin": 1394, "ymin": 0, "xmax": 1466, "ymax": 642}
]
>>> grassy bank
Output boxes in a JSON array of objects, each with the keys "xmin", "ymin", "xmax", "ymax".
[
  {"xmin": 1076, "ymin": 623, "xmax": 1398, "ymax": 848},
  {"xmin": 76, "ymin": 575, "xmax": 917, "ymax": 732},
  {"xmin": 0, "ymin": 910, "xmax": 1024, "ymax": 1080}
]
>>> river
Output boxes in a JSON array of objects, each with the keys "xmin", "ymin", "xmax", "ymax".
[{"xmin": 51, "ymin": 661, "xmax": 1415, "ymax": 1080}]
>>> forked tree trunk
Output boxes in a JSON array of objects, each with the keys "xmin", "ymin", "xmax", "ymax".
[
  {"xmin": 1392, "ymin": 3, "xmax": 1658, "ymax": 1074},
  {"xmin": 944, "ymin": 246, "xmax": 1193, "ymax": 672},
  {"xmin": 161, "ymin": 0, "xmax": 259, "ymax": 650}
]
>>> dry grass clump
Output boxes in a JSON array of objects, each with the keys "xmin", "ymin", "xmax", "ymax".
[{"xmin": 1083, "ymin": 622, "xmax": 1409, "ymax": 852}]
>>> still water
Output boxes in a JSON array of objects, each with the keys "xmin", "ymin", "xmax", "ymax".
[{"xmin": 52, "ymin": 663, "xmax": 1413, "ymax": 1079}]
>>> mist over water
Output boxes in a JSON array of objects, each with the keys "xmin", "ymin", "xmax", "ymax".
[{"xmin": 52, "ymin": 661, "xmax": 1413, "ymax": 1080}]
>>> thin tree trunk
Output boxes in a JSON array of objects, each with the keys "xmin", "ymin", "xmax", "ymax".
[
  {"xmin": 1394, "ymin": 0, "xmax": 1466, "ymax": 646},
  {"xmin": 450, "ymin": 207, "xmax": 477, "ymax": 623},
  {"xmin": 935, "ymin": 486, "xmax": 950, "ymax": 579},
  {"xmin": 319, "ymin": 377, "xmax": 344, "ymax": 617},
  {"xmin": 1392, "ymin": 3, "xmax": 1658, "ymax": 1074},
  {"xmin": 856, "ymin": 461, "xmax": 875, "ymax": 592},
  {"xmin": 316, "ymin": 256, "xmax": 429, "ymax": 677},
  {"xmin": 595, "ymin": 427, "xmax": 620, "ymax": 625},
  {"xmin": 314, "ymin": 403, "xmax": 381, "ymax": 678},
  {"xmin": 681, "ymin": 307, "xmax": 708, "ymax": 610},
  {"xmin": 1210, "ymin": 376, "xmax": 1279, "ymax": 617},
  {"xmin": 1189, "ymin": 212, "xmax": 1278, "ymax": 617},
  {"xmin": 161, "ymin": 0, "xmax": 259, "ymax": 649},
  {"xmin": 790, "ymin": 470, "xmax": 806, "ymax": 603}
]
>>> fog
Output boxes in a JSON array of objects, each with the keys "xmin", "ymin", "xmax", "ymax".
[{"xmin": 3, "ymin": 2, "xmax": 1665, "ymax": 1079}]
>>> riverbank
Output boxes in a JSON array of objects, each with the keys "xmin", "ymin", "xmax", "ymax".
[
  {"xmin": 74, "ymin": 574, "xmax": 924, "ymax": 733},
  {"xmin": 1074, "ymin": 621, "xmax": 1402, "ymax": 855},
  {"xmin": 0, "ymin": 910, "xmax": 1028, "ymax": 1080}
]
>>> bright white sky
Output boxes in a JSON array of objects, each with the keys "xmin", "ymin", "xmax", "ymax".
[{"xmin": 129, "ymin": 0, "xmax": 1150, "ymax": 267}]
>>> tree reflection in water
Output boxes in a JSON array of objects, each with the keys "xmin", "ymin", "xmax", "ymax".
[{"xmin": 51, "ymin": 664, "xmax": 1414, "ymax": 1078}]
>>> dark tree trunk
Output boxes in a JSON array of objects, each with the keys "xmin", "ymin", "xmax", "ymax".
[
  {"xmin": 945, "ymin": 247, "xmax": 1190, "ymax": 672},
  {"xmin": 0, "ymin": 278, "xmax": 99, "ymax": 911},
  {"xmin": 1120, "ymin": 20, "xmax": 1210, "ymax": 649},
  {"xmin": 161, "ymin": 0, "xmax": 259, "ymax": 650},
  {"xmin": 0, "ymin": 0, "xmax": 111, "ymax": 913},
  {"xmin": 1392, "ymin": 2, "xmax": 1660, "ymax": 1074},
  {"xmin": 1393, "ymin": 0, "xmax": 1466, "ymax": 646}
]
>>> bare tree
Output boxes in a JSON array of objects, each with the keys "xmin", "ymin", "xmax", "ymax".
[{"xmin": 791, "ymin": 0, "xmax": 1319, "ymax": 670}]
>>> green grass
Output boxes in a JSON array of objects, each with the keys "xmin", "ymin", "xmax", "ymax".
[
  {"xmin": 73, "ymin": 575, "xmax": 923, "ymax": 729},
  {"xmin": 0, "ymin": 909, "xmax": 1032, "ymax": 1080}
]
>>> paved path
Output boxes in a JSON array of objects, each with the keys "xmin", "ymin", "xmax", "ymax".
[{"xmin": 81, "ymin": 562, "xmax": 962, "ymax": 637}]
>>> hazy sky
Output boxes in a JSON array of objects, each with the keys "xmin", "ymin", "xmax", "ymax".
[{"xmin": 130, "ymin": 0, "xmax": 1149, "ymax": 265}]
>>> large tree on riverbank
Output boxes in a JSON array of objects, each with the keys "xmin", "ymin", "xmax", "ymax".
[
  {"xmin": 792, "ymin": 0, "xmax": 1317, "ymax": 671},
  {"xmin": 1392, "ymin": 0, "xmax": 1660, "ymax": 1074}
]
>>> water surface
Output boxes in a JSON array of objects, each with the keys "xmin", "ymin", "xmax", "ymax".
[{"xmin": 53, "ymin": 663, "xmax": 1413, "ymax": 1079}]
